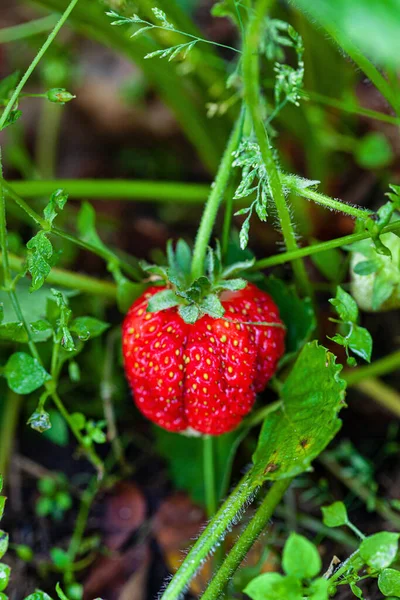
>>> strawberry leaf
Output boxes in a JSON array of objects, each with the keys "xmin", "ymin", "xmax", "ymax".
[{"xmin": 147, "ymin": 289, "xmax": 180, "ymax": 312}]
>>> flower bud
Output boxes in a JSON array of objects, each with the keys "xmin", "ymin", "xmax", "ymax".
[{"xmin": 46, "ymin": 87, "xmax": 75, "ymax": 104}]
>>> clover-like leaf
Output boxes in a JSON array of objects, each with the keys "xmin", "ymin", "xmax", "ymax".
[
  {"xmin": 3, "ymin": 352, "xmax": 51, "ymax": 394},
  {"xmin": 360, "ymin": 532, "xmax": 399, "ymax": 570},
  {"xmin": 378, "ymin": 568, "xmax": 400, "ymax": 597},
  {"xmin": 282, "ymin": 533, "xmax": 321, "ymax": 579},
  {"xmin": 250, "ymin": 342, "xmax": 346, "ymax": 486},
  {"xmin": 321, "ymin": 501, "xmax": 348, "ymax": 527},
  {"xmin": 244, "ymin": 573, "xmax": 303, "ymax": 600}
]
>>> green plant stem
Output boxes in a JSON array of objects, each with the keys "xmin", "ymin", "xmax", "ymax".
[
  {"xmin": 253, "ymin": 219, "xmax": 400, "ymax": 270},
  {"xmin": 0, "ymin": 252, "xmax": 116, "ymax": 298},
  {"xmin": 0, "ymin": 0, "xmax": 80, "ymax": 131},
  {"xmin": 161, "ymin": 474, "xmax": 257, "ymax": 600},
  {"xmin": 319, "ymin": 454, "xmax": 400, "ymax": 530},
  {"xmin": 283, "ymin": 175, "xmax": 372, "ymax": 220},
  {"xmin": 242, "ymin": 0, "xmax": 310, "ymax": 296},
  {"xmin": 7, "ymin": 179, "xmax": 210, "ymax": 202},
  {"xmin": 51, "ymin": 391, "xmax": 104, "ymax": 478},
  {"xmin": 0, "ymin": 391, "xmax": 22, "ymax": 482},
  {"xmin": 351, "ymin": 378, "xmax": 400, "ymax": 419},
  {"xmin": 191, "ymin": 112, "xmax": 244, "ymax": 279},
  {"xmin": 0, "ymin": 15, "xmax": 59, "ymax": 44},
  {"xmin": 201, "ymin": 478, "xmax": 293, "ymax": 600},
  {"xmin": 67, "ymin": 477, "xmax": 99, "ymax": 564},
  {"xmin": 344, "ymin": 350, "xmax": 400, "ymax": 386},
  {"xmin": 203, "ymin": 436, "xmax": 217, "ymax": 518},
  {"xmin": 327, "ymin": 550, "xmax": 364, "ymax": 589},
  {"xmin": 2, "ymin": 181, "xmax": 138, "ymax": 279}
]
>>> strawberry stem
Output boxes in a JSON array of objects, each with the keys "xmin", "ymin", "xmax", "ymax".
[
  {"xmin": 203, "ymin": 435, "xmax": 217, "ymax": 518},
  {"xmin": 191, "ymin": 110, "xmax": 244, "ymax": 280}
]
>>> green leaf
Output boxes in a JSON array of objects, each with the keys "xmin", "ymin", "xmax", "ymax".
[
  {"xmin": 4, "ymin": 352, "xmax": 51, "ymax": 394},
  {"xmin": 27, "ymin": 409, "xmax": 52, "ymax": 433},
  {"xmin": 43, "ymin": 189, "xmax": 68, "ymax": 226},
  {"xmin": 244, "ymin": 573, "xmax": 303, "ymax": 600},
  {"xmin": 15, "ymin": 544, "xmax": 33, "ymax": 562},
  {"xmin": 178, "ymin": 304, "xmax": 200, "ymax": 324},
  {"xmin": 147, "ymin": 289, "xmax": 179, "ymax": 312},
  {"xmin": 308, "ymin": 578, "xmax": 329, "ymax": 600},
  {"xmin": 26, "ymin": 231, "xmax": 54, "ymax": 292},
  {"xmin": 0, "ymin": 532, "xmax": 8, "ymax": 560},
  {"xmin": 24, "ymin": 591, "xmax": 54, "ymax": 600},
  {"xmin": 347, "ymin": 324, "xmax": 372, "ymax": 362},
  {"xmin": 70, "ymin": 317, "xmax": 109, "ymax": 341},
  {"xmin": 77, "ymin": 202, "xmax": 109, "ymax": 254},
  {"xmin": 350, "ymin": 583, "xmax": 364, "ymax": 599},
  {"xmin": 251, "ymin": 342, "xmax": 345, "ymax": 485},
  {"xmin": 69, "ymin": 412, "xmax": 86, "ymax": 431},
  {"xmin": 321, "ymin": 501, "xmax": 348, "ymax": 527},
  {"xmin": 110, "ymin": 265, "xmax": 147, "ymax": 313},
  {"xmin": 291, "ymin": 0, "xmax": 400, "ymax": 69},
  {"xmin": 378, "ymin": 568, "xmax": 400, "ymax": 596},
  {"xmin": 0, "ymin": 321, "xmax": 28, "ymax": 343},
  {"xmin": 0, "ymin": 108, "xmax": 22, "ymax": 130},
  {"xmin": 330, "ymin": 287, "xmax": 358, "ymax": 323},
  {"xmin": 43, "ymin": 411, "xmax": 69, "ymax": 447},
  {"xmin": 0, "ymin": 71, "xmax": 20, "ymax": 101},
  {"xmin": 201, "ymin": 294, "xmax": 225, "ymax": 319},
  {"xmin": 282, "ymin": 533, "xmax": 321, "ymax": 579},
  {"xmin": 55, "ymin": 583, "xmax": 70, "ymax": 600},
  {"xmin": 262, "ymin": 277, "xmax": 315, "ymax": 356},
  {"xmin": 216, "ymin": 278, "xmax": 247, "ymax": 292},
  {"xmin": 353, "ymin": 260, "xmax": 380, "ymax": 276},
  {"xmin": 359, "ymin": 532, "xmax": 399, "ymax": 570},
  {"xmin": 356, "ymin": 133, "xmax": 393, "ymax": 169},
  {"xmin": 50, "ymin": 547, "xmax": 70, "ymax": 569},
  {"xmin": 0, "ymin": 563, "xmax": 10, "ymax": 592},
  {"xmin": 155, "ymin": 428, "xmax": 242, "ymax": 504}
]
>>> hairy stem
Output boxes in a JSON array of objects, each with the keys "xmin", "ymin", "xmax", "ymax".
[
  {"xmin": 242, "ymin": 0, "xmax": 310, "ymax": 296},
  {"xmin": 161, "ymin": 474, "xmax": 257, "ymax": 600},
  {"xmin": 203, "ymin": 436, "xmax": 217, "ymax": 518},
  {"xmin": 201, "ymin": 478, "xmax": 292, "ymax": 599},
  {"xmin": 191, "ymin": 112, "xmax": 244, "ymax": 279}
]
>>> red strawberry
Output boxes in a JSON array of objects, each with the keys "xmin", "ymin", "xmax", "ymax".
[{"xmin": 122, "ymin": 283, "xmax": 285, "ymax": 435}]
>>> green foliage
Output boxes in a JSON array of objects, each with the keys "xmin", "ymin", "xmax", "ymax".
[
  {"xmin": 359, "ymin": 532, "xmax": 399, "ymax": 570},
  {"xmin": 379, "ymin": 568, "xmax": 400, "ymax": 596},
  {"xmin": 291, "ymin": 0, "xmax": 400, "ymax": 69},
  {"xmin": 36, "ymin": 474, "xmax": 73, "ymax": 521},
  {"xmin": 329, "ymin": 286, "xmax": 372, "ymax": 365},
  {"xmin": 0, "ymin": 72, "xmax": 22, "ymax": 130},
  {"xmin": 2, "ymin": 352, "xmax": 51, "ymax": 394},
  {"xmin": 251, "ymin": 342, "xmax": 345, "ymax": 486},
  {"xmin": 321, "ymin": 501, "xmax": 348, "ymax": 527},
  {"xmin": 282, "ymin": 533, "xmax": 321, "ymax": 579},
  {"xmin": 355, "ymin": 132, "xmax": 393, "ymax": 169}
]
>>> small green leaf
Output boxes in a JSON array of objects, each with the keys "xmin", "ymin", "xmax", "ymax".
[
  {"xmin": 282, "ymin": 533, "xmax": 321, "ymax": 579},
  {"xmin": 69, "ymin": 412, "xmax": 86, "ymax": 431},
  {"xmin": 321, "ymin": 501, "xmax": 348, "ymax": 527},
  {"xmin": 0, "ymin": 532, "xmax": 8, "ymax": 560},
  {"xmin": 216, "ymin": 278, "xmax": 247, "ymax": 292},
  {"xmin": 70, "ymin": 317, "xmax": 109, "ymax": 341},
  {"xmin": 347, "ymin": 324, "xmax": 372, "ymax": 362},
  {"xmin": 43, "ymin": 189, "xmax": 68, "ymax": 226},
  {"xmin": 350, "ymin": 582, "xmax": 364, "ymax": 599},
  {"xmin": 359, "ymin": 532, "xmax": 399, "ymax": 570},
  {"xmin": 15, "ymin": 544, "xmax": 33, "ymax": 562},
  {"xmin": 77, "ymin": 202, "xmax": 109, "ymax": 254},
  {"xmin": 50, "ymin": 547, "xmax": 70, "ymax": 569},
  {"xmin": 4, "ymin": 352, "xmax": 51, "ymax": 394},
  {"xmin": 174, "ymin": 239, "xmax": 192, "ymax": 276},
  {"xmin": 353, "ymin": 260, "xmax": 380, "ymax": 276},
  {"xmin": 330, "ymin": 287, "xmax": 358, "ymax": 323},
  {"xmin": 0, "ymin": 563, "xmax": 10, "ymax": 592},
  {"xmin": 244, "ymin": 573, "xmax": 303, "ymax": 600},
  {"xmin": 24, "ymin": 591, "xmax": 54, "ymax": 600},
  {"xmin": 55, "ymin": 583, "xmax": 70, "ymax": 600},
  {"xmin": 378, "ymin": 568, "xmax": 400, "ymax": 596},
  {"xmin": 26, "ymin": 231, "xmax": 54, "ymax": 292},
  {"xmin": 201, "ymin": 294, "xmax": 225, "ymax": 319},
  {"xmin": 356, "ymin": 132, "xmax": 393, "ymax": 169},
  {"xmin": 0, "ymin": 71, "xmax": 20, "ymax": 102},
  {"xmin": 43, "ymin": 411, "xmax": 69, "ymax": 447},
  {"xmin": 178, "ymin": 304, "xmax": 199, "ymax": 324},
  {"xmin": 147, "ymin": 289, "xmax": 179, "ymax": 312},
  {"xmin": 27, "ymin": 409, "xmax": 52, "ymax": 433},
  {"xmin": 0, "ymin": 321, "xmax": 28, "ymax": 343},
  {"xmin": 308, "ymin": 578, "xmax": 329, "ymax": 600}
]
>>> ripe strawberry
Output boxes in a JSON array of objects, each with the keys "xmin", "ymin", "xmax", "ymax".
[{"xmin": 122, "ymin": 282, "xmax": 285, "ymax": 436}]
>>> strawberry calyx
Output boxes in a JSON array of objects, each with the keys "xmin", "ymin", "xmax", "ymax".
[{"xmin": 140, "ymin": 239, "xmax": 255, "ymax": 324}]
